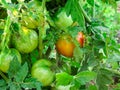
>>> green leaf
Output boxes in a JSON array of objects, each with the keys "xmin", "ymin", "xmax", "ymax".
[
  {"xmin": 75, "ymin": 71, "xmax": 96, "ymax": 85},
  {"xmin": 0, "ymin": 80, "xmax": 7, "ymax": 90},
  {"xmin": 0, "ymin": 8, "xmax": 7, "ymax": 19},
  {"xmin": 87, "ymin": 52, "xmax": 99, "ymax": 69},
  {"xmin": 87, "ymin": 85, "xmax": 97, "ymax": 90},
  {"xmin": 56, "ymin": 85, "xmax": 71, "ymax": 90},
  {"xmin": 8, "ymin": 56, "xmax": 21, "ymax": 78},
  {"xmin": 11, "ymin": 23, "xmax": 20, "ymax": 32},
  {"xmin": 30, "ymin": 49, "xmax": 39, "ymax": 64},
  {"xmin": 113, "ymin": 83, "xmax": 120, "ymax": 90},
  {"xmin": 9, "ymin": 82, "xmax": 21, "ymax": 90},
  {"xmin": 101, "ymin": 0, "xmax": 117, "ymax": 9},
  {"xmin": 0, "ymin": 86, "xmax": 7, "ymax": 90},
  {"xmin": 73, "ymin": 46, "xmax": 83, "ymax": 62},
  {"xmin": 33, "ymin": 0, "xmax": 42, "ymax": 6},
  {"xmin": 34, "ymin": 82, "xmax": 42, "ymax": 90},
  {"xmin": 15, "ymin": 63, "xmax": 28, "ymax": 82},
  {"xmin": 0, "ymin": 80, "xmax": 6, "ymax": 87},
  {"xmin": 65, "ymin": 0, "xmax": 86, "ymax": 30},
  {"xmin": 107, "ymin": 53, "xmax": 120, "ymax": 62},
  {"xmin": 87, "ymin": 0, "xmax": 94, "ymax": 6},
  {"xmin": 70, "ymin": 79, "xmax": 81, "ymax": 90},
  {"xmin": 56, "ymin": 72, "xmax": 73, "ymax": 86},
  {"xmin": 96, "ymin": 68, "xmax": 114, "ymax": 90},
  {"xmin": 21, "ymin": 77, "xmax": 42, "ymax": 90}
]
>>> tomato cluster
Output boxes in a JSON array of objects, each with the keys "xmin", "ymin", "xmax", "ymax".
[
  {"xmin": 54, "ymin": 9, "xmax": 85, "ymax": 57},
  {"xmin": 56, "ymin": 32, "xmax": 85, "ymax": 57},
  {"xmin": 0, "ymin": 2, "xmax": 85, "ymax": 87}
]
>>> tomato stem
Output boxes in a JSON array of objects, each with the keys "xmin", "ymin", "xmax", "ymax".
[
  {"xmin": 0, "ymin": 70, "xmax": 9, "ymax": 83},
  {"xmin": 38, "ymin": 0, "xmax": 47, "ymax": 58},
  {"xmin": 78, "ymin": 1, "xmax": 91, "ymax": 23},
  {"xmin": 1, "ymin": 16, "xmax": 11, "ymax": 50},
  {"xmin": 42, "ymin": 0, "xmax": 46, "ymax": 11},
  {"xmin": 105, "ymin": 68, "xmax": 120, "ymax": 76},
  {"xmin": 92, "ymin": 0, "xmax": 95, "ymax": 18},
  {"xmin": 38, "ymin": 29, "xmax": 43, "ymax": 59}
]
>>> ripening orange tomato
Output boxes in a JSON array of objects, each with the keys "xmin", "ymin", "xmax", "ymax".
[{"xmin": 56, "ymin": 35, "xmax": 75, "ymax": 57}]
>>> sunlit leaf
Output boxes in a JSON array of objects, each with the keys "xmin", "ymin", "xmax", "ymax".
[
  {"xmin": 75, "ymin": 71, "xmax": 96, "ymax": 85},
  {"xmin": 14, "ymin": 63, "xmax": 28, "ymax": 82},
  {"xmin": 56, "ymin": 72, "xmax": 73, "ymax": 86},
  {"xmin": 96, "ymin": 68, "xmax": 114, "ymax": 90},
  {"xmin": 87, "ymin": 0, "xmax": 94, "ymax": 6},
  {"xmin": 8, "ymin": 56, "xmax": 21, "ymax": 79},
  {"xmin": 65, "ymin": 0, "xmax": 86, "ymax": 30}
]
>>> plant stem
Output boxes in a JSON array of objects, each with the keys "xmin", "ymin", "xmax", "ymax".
[
  {"xmin": 0, "ymin": 70, "xmax": 9, "ymax": 83},
  {"xmin": 38, "ymin": 0, "xmax": 47, "ymax": 59},
  {"xmin": 78, "ymin": 1, "xmax": 92, "ymax": 23},
  {"xmin": 38, "ymin": 27, "xmax": 43, "ymax": 59},
  {"xmin": 42, "ymin": 0, "xmax": 46, "ymax": 11},
  {"xmin": 1, "ymin": 16, "xmax": 11, "ymax": 50},
  {"xmin": 92, "ymin": 0, "xmax": 95, "ymax": 18},
  {"xmin": 105, "ymin": 68, "xmax": 120, "ymax": 76}
]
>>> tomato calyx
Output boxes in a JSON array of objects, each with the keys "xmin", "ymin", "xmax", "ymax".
[
  {"xmin": 54, "ymin": 8, "xmax": 73, "ymax": 30},
  {"xmin": 56, "ymin": 32, "xmax": 85, "ymax": 57}
]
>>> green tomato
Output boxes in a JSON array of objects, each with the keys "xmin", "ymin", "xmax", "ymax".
[
  {"xmin": 0, "ymin": 48, "xmax": 21, "ymax": 73},
  {"xmin": 12, "ymin": 26, "xmax": 38, "ymax": 53},
  {"xmin": 54, "ymin": 9, "xmax": 73, "ymax": 30},
  {"xmin": 31, "ymin": 59, "xmax": 55, "ymax": 86},
  {"xmin": 32, "ymin": 59, "xmax": 52, "ymax": 69}
]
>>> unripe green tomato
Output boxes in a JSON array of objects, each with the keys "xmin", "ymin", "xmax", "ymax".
[
  {"xmin": 31, "ymin": 59, "xmax": 55, "ymax": 86},
  {"xmin": 0, "ymin": 48, "xmax": 21, "ymax": 73},
  {"xmin": 12, "ymin": 26, "xmax": 38, "ymax": 53},
  {"xmin": 54, "ymin": 9, "xmax": 73, "ymax": 30},
  {"xmin": 32, "ymin": 59, "xmax": 52, "ymax": 69}
]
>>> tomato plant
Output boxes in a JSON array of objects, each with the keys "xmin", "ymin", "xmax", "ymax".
[
  {"xmin": 56, "ymin": 34, "xmax": 75, "ymax": 57},
  {"xmin": 31, "ymin": 59, "xmax": 55, "ymax": 86},
  {"xmin": 0, "ymin": 0, "xmax": 120, "ymax": 90}
]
